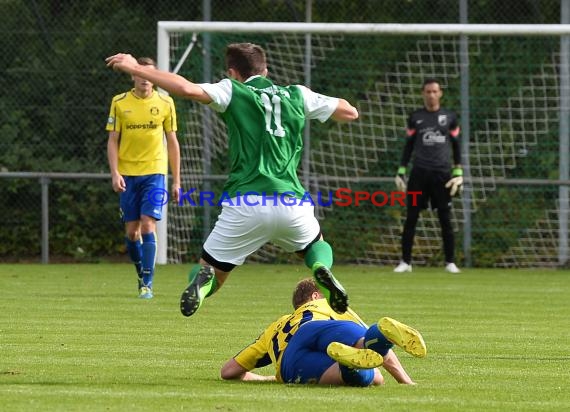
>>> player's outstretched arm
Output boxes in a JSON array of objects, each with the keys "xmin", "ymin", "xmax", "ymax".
[{"xmin": 105, "ymin": 53, "xmax": 212, "ymax": 104}]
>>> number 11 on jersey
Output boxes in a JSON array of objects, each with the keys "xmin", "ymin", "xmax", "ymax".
[{"xmin": 261, "ymin": 93, "xmax": 286, "ymax": 137}]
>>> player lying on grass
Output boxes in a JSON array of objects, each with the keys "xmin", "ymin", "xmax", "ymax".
[{"xmin": 220, "ymin": 278, "xmax": 427, "ymax": 386}]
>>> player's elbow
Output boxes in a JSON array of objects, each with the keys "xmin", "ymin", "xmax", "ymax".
[
  {"xmin": 346, "ymin": 106, "xmax": 359, "ymax": 121},
  {"xmin": 220, "ymin": 364, "xmax": 233, "ymax": 380},
  {"xmin": 332, "ymin": 99, "xmax": 359, "ymax": 122},
  {"xmin": 220, "ymin": 369, "xmax": 233, "ymax": 380},
  {"xmin": 220, "ymin": 366, "xmax": 236, "ymax": 380},
  {"xmin": 220, "ymin": 359, "xmax": 245, "ymax": 380}
]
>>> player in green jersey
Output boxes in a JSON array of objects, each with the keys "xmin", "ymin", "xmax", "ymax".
[{"xmin": 106, "ymin": 43, "xmax": 359, "ymax": 315}]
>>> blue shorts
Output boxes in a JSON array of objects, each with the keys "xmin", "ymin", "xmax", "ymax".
[
  {"xmin": 280, "ymin": 320, "xmax": 367, "ymax": 384},
  {"xmin": 120, "ymin": 174, "xmax": 166, "ymax": 222}
]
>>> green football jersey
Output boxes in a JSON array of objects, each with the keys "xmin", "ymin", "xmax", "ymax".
[{"xmin": 220, "ymin": 76, "xmax": 307, "ymax": 198}]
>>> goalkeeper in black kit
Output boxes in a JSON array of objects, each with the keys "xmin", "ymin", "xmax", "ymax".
[{"xmin": 393, "ymin": 78, "xmax": 463, "ymax": 274}]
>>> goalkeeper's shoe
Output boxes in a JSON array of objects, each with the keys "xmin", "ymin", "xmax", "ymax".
[
  {"xmin": 180, "ymin": 265, "xmax": 215, "ymax": 317},
  {"xmin": 378, "ymin": 317, "xmax": 427, "ymax": 358},
  {"xmin": 445, "ymin": 262, "xmax": 461, "ymax": 274},
  {"xmin": 394, "ymin": 261, "xmax": 412, "ymax": 273},
  {"xmin": 312, "ymin": 263, "xmax": 348, "ymax": 314},
  {"xmin": 327, "ymin": 342, "xmax": 383, "ymax": 369},
  {"xmin": 138, "ymin": 286, "xmax": 153, "ymax": 299}
]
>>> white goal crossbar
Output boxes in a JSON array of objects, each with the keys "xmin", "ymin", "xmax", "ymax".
[
  {"xmin": 158, "ymin": 22, "xmax": 570, "ymax": 36},
  {"xmin": 156, "ymin": 22, "xmax": 570, "ymax": 75}
]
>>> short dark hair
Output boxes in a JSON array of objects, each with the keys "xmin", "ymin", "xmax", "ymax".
[
  {"xmin": 422, "ymin": 78, "xmax": 440, "ymax": 90},
  {"xmin": 225, "ymin": 43, "xmax": 267, "ymax": 79},
  {"xmin": 137, "ymin": 57, "xmax": 156, "ymax": 67},
  {"xmin": 292, "ymin": 278, "xmax": 321, "ymax": 309}
]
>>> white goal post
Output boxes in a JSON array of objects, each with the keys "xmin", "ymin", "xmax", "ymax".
[{"xmin": 156, "ymin": 21, "xmax": 570, "ymax": 267}]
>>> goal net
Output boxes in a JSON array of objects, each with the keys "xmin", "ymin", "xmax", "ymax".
[{"xmin": 156, "ymin": 22, "xmax": 570, "ymax": 268}]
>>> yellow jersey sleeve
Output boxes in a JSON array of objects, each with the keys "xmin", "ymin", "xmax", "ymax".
[
  {"xmin": 233, "ymin": 316, "xmax": 286, "ymax": 372},
  {"xmin": 161, "ymin": 94, "xmax": 177, "ymax": 133},
  {"xmin": 106, "ymin": 93, "xmax": 123, "ymax": 132}
]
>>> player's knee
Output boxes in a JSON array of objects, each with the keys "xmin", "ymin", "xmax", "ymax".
[
  {"xmin": 339, "ymin": 365, "xmax": 375, "ymax": 387},
  {"xmin": 140, "ymin": 219, "xmax": 156, "ymax": 234},
  {"xmin": 201, "ymin": 250, "xmax": 236, "ymax": 273},
  {"xmin": 125, "ymin": 230, "xmax": 140, "ymax": 241}
]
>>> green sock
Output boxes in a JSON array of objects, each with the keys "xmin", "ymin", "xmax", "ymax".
[
  {"xmin": 188, "ymin": 264, "xmax": 218, "ymax": 297},
  {"xmin": 304, "ymin": 240, "xmax": 334, "ymax": 270}
]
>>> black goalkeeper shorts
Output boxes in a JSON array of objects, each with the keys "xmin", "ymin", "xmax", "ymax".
[{"xmin": 407, "ymin": 167, "xmax": 452, "ymax": 211}]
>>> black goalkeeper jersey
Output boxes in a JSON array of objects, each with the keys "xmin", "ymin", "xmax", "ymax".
[{"xmin": 401, "ymin": 107, "xmax": 460, "ymax": 172}]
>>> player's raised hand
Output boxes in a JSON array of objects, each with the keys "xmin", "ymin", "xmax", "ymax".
[{"xmin": 105, "ymin": 53, "xmax": 138, "ymax": 73}]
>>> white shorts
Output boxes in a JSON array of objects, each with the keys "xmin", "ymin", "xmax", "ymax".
[{"xmin": 203, "ymin": 195, "xmax": 321, "ymax": 266}]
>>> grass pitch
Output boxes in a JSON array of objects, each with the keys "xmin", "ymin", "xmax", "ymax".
[{"xmin": 1, "ymin": 263, "xmax": 569, "ymax": 411}]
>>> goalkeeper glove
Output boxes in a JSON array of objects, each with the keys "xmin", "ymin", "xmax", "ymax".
[
  {"xmin": 445, "ymin": 167, "xmax": 463, "ymax": 196},
  {"xmin": 395, "ymin": 166, "xmax": 407, "ymax": 192}
]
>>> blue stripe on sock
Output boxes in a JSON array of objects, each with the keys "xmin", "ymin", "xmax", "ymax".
[{"xmin": 364, "ymin": 324, "xmax": 394, "ymax": 356}]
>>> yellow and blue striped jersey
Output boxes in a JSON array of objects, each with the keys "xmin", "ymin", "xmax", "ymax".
[
  {"xmin": 106, "ymin": 89, "xmax": 177, "ymax": 176},
  {"xmin": 233, "ymin": 299, "xmax": 367, "ymax": 382}
]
